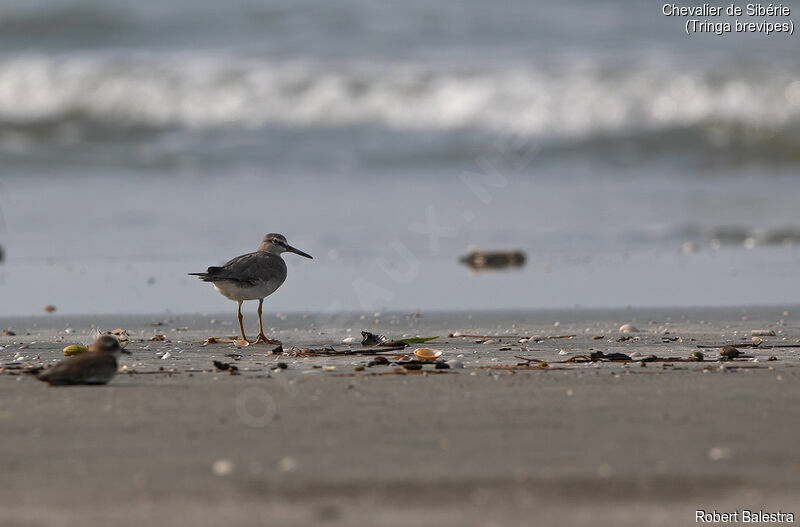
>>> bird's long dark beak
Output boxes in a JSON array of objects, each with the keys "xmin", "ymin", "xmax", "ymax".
[{"xmin": 286, "ymin": 244, "xmax": 313, "ymax": 259}]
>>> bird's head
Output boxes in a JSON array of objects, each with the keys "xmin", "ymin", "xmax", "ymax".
[
  {"xmin": 258, "ymin": 233, "xmax": 313, "ymax": 259},
  {"xmin": 89, "ymin": 335, "xmax": 130, "ymax": 356}
]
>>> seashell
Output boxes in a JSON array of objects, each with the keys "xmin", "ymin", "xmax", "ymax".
[
  {"xmin": 414, "ymin": 348, "xmax": 442, "ymax": 361},
  {"xmin": 707, "ymin": 446, "xmax": 732, "ymax": 461},
  {"xmin": 619, "ymin": 324, "xmax": 639, "ymax": 333},
  {"xmin": 342, "ymin": 336, "xmax": 357, "ymax": 344},
  {"xmin": 109, "ymin": 329, "xmax": 130, "ymax": 348},
  {"xmin": 63, "ymin": 345, "xmax": 88, "ymax": 357},
  {"xmin": 211, "ymin": 459, "xmax": 235, "ymax": 476},
  {"xmin": 92, "ymin": 328, "xmax": 131, "ymax": 348},
  {"xmin": 688, "ymin": 351, "xmax": 704, "ymax": 361},
  {"xmin": 367, "ymin": 356, "xmax": 390, "ymax": 367},
  {"xmin": 751, "ymin": 329, "xmax": 775, "ymax": 337},
  {"xmin": 361, "ymin": 331, "xmax": 389, "ymax": 346},
  {"xmin": 445, "ymin": 360, "xmax": 464, "ymax": 369}
]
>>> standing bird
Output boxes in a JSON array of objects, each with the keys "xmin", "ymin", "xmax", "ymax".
[
  {"xmin": 36, "ymin": 335, "xmax": 129, "ymax": 386},
  {"xmin": 189, "ymin": 233, "xmax": 312, "ymax": 344}
]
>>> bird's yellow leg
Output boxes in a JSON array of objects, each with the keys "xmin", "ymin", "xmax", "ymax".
[
  {"xmin": 253, "ymin": 299, "xmax": 279, "ymax": 344},
  {"xmin": 236, "ymin": 301, "xmax": 248, "ymax": 345}
]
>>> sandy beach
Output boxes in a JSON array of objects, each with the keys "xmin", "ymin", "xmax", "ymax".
[
  {"xmin": 2, "ymin": 306, "xmax": 799, "ymax": 526},
  {"xmin": 3, "ymin": 1, "xmax": 800, "ymax": 525}
]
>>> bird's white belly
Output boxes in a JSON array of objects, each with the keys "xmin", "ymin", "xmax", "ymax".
[{"xmin": 214, "ymin": 279, "xmax": 283, "ymax": 301}]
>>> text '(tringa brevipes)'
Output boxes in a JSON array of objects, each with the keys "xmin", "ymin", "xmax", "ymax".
[{"xmin": 189, "ymin": 233, "xmax": 312, "ymax": 344}]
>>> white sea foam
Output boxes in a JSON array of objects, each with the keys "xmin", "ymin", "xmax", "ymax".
[{"xmin": 0, "ymin": 53, "xmax": 797, "ymax": 139}]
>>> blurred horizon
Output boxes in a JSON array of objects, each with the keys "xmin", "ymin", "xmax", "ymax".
[{"xmin": 1, "ymin": 0, "xmax": 800, "ymax": 315}]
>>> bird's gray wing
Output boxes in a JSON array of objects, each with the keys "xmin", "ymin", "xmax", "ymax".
[{"xmin": 195, "ymin": 252, "xmax": 286, "ymax": 286}]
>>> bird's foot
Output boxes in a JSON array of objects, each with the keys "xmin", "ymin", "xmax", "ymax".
[{"xmin": 252, "ymin": 333, "xmax": 281, "ymax": 345}]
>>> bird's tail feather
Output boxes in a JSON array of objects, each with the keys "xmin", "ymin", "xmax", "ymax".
[{"xmin": 189, "ymin": 267, "xmax": 224, "ymax": 282}]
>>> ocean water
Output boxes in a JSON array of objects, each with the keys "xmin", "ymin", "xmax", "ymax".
[{"xmin": 1, "ymin": 0, "xmax": 799, "ymax": 316}]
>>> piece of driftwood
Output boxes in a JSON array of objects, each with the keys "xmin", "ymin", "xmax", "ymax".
[
  {"xmin": 201, "ymin": 336, "xmax": 283, "ymax": 346},
  {"xmin": 696, "ymin": 343, "xmax": 800, "ymax": 349},
  {"xmin": 477, "ymin": 365, "xmax": 569, "ymax": 371},
  {"xmin": 345, "ymin": 369, "xmax": 453, "ymax": 377},
  {"xmin": 289, "ymin": 346, "xmax": 407, "ymax": 357},
  {"xmin": 202, "ymin": 336, "xmax": 239, "ymax": 344},
  {"xmin": 514, "ymin": 355, "xmax": 550, "ymax": 368},
  {"xmin": 448, "ymin": 333, "xmax": 575, "ymax": 340},
  {"xmin": 697, "ymin": 364, "xmax": 765, "ymax": 370},
  {"xmin": 460, "ymin": 249, "xmax": 526, "ymax": 271},
  {"xmin": 516, "ymin": 353, "xmax": 761, "ymax": 364},
  {"xmin": 122, "ymin": 370, "xmax": 182, "ymax": 375}
]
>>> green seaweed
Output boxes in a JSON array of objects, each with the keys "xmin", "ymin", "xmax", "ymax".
[{"xmin": 398, "ymin": 336, "xmax": 439, "ymax": 344}]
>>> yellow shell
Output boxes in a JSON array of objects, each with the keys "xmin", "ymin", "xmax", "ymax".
[
  {"xmin": 63, "ymin": 345, "xmax": 88, "ymax": 357},
  {"xmin": 414, "ymin": 348, "xmax": 442, "ymax": 361}
]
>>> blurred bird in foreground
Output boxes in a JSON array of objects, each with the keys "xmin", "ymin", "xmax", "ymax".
[
  {"xmin": 189, "ymin": 233, "xmax": 312, "ymax": 344},
  {"xmin": 36, "ymin": 335, "xmax": 129, "ymax": 386}
]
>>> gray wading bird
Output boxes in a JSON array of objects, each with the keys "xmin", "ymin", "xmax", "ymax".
[
  {"xmin": 189, "ymin": 233, "xmax": 312, "ymax": 344},
  {"xmin": 36, "ymin": 335, "xmax": 129, "ymax": 385}
]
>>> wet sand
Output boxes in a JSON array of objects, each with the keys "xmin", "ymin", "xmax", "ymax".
[{"xmin": 2, "ymin": 307, "xmax": 800, "ymax": 526}]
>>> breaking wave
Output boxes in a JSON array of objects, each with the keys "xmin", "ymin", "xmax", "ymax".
[{"xmin": 0, "ymin": 53, "xmax": 799, "ymax": 146}]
